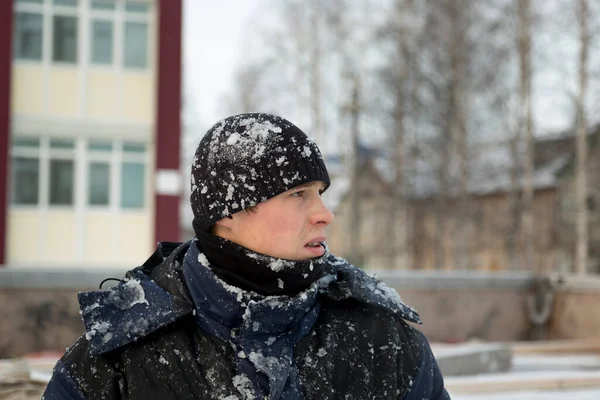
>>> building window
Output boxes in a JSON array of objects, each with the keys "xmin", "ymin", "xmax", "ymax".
[
  {"xmin": 91, "ymin": 20, "xmax": 113, "ymax": 64},
  {"xmin": 121, "ymin": 162, "xmax": 145, "ymax": 208},
  {"xmin": 14, "ymin": 0, "xmax": 152, "ymax": 69},
  {"xmin": 11, "ymin": 158, "xmax": 40, "ymax": 205},
  {"xmin": 89, "ymin": 163, "xmax": 110, "ymax": 205},
  {"xmin": 11, "ymin": 137, "xmax": 148, "ymax": 210},
  {"xmin": 91, "ymin": 0, "xmax": 115, "ymax": 10},
  {"xmin": 10, "ymin": 138, "xmax": 40, "ymax": 206},
  {"xmin": 53, "ymin": 0, "xmax": 78, "ymax": 5},
  {"xmin": 125, "ymin": 2, "xmax": 149, "ymax": 13},
  {"xmin": 48, "ymin": 138, "xmax": 75, "ymax": 205},
  {"xmin": 13, "ymin": 12, "xmax": 43, "ymax": 60},
  {"xmin": 52, "ymin": 15, "xmax": 78, "ymax": 62},
  {"xmin": 121, "ymin": 142, "xmax": 146, "ymax": 208},
  {"xmin": 124, "ymin": 21, "xmax": 148, "ymax": 68},
  {"xmin": 49, "ymin": 159, "xmax": 74, "ymax": 205}
]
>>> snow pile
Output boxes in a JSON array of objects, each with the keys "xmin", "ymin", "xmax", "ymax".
[{"xmin": 107, "ymin": 279, "xmax": 149, "ymax": 310}]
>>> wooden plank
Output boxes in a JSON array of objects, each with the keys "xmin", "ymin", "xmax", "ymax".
[
  {"xmin": 510, "ymin": 339, "xmax": 600, "ymax": 354},
  {"xmin": 447, "ymin": 374, "xmax": 600, "ymax": 394}
]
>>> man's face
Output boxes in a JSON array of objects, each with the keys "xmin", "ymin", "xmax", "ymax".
[{"xmin": 214, "ymin": 181, "xmax": 334, "ymax": 260}]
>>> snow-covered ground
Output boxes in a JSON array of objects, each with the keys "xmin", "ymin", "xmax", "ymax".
[
  {"xmin": 4, "ymin": 350, "xmax": 600, "ymax": 399},
  {"xmin": 446, "ymin": 352, "xmax": 600, "ymax": 399},
  {"xmin": 452, "ymin": 389, "xmax": 600, "ymax": 399}
]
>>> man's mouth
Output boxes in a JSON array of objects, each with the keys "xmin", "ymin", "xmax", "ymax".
[
  {"xmin": 305, "ymin": 241, "xmax": 323, "ymax": 248},
  {"xmin": 304, "ymin": 238, "xmax": 326, "ymax": 256}
]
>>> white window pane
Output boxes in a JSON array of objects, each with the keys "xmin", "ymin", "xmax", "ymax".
[
  {"xmin": 125, "ymin": 2, "xmax": 149, "ymax": 13},
  {"xmin": 91, "ymin": 0, "xmax": 115, "ymax": 9},
  {"xmin": 11, "ymin": 158, "xmax": 39, "ymax": 205},
  {"xmin": 17, "ymin": 0, "xmax": 43, "ymax": 3},
  {"xmin": 53, "ymin": 16, "xmax": 78, "ymax": 63},
  {"xmin": 89, "ymin": 140, "xmax": 112, "ymax": 151},
  {"xmin": 91, "ymin": 20, "xmax": 113, "ymax": 64},
  {"xmin": 50, "ymin": 138, "xmax": 75, "ymax": 149},
  {"xmin": 123, "ymin": 142, "xmax": 145, "ymax": 153},
  {"xmin": 13, "ymin": 13, "xmax": 43, "ymax": 61},
  {"xmin": 124, "ymin": 22, "xmax": 148, "ymax": 68},
  {"xmin": 89, "ymin": 163, "xmax": 110, "ymax": 205},
  {"xmin": 121, "ymin": 162, "xmax": 144, "ymax": 208},
  {"xmin": 13, "ymin": 137, "xmax": 40, "ymax": 148},
  {"xmin": 49, "ymin": 159, "xmax": 74, "ymax": 205},
  {"xmin": 53, "ymin": 0, "xmax": 78, "ymax": 6}
]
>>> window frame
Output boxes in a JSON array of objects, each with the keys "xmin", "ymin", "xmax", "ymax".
[
  {"xmin": 13, "ymin": 0, "xmax": 154, "ymax": 70},
  {"xmin": 51, "ymin": 13, "xmax": 79, "ymax": 64},
  {"xmin": 9, "ymin": 136, "xmax": 149, "ymax": 212},
  {"xmin": 13, "ymin": 11, "xmax": 44, "ymax": 61}
]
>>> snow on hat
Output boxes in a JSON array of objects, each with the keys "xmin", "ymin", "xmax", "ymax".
[{"xmin": 190, "ymin": 113, "xmax": 330, "ymax": 233}]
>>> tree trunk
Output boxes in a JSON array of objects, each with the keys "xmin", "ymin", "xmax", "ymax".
[
  {"xmin": 575, "ymin": 0, "xmax": 589, "ymax": 274},
  {"xmin": 435, "ymin": 115, "xmax": 451, "ymax": 270},
  {"xmin": 507, "ymin": 127, "xmax": 522, "ymax": 270},
  {"xmin": 349, "ymin": 75, "xmax": 363, "ymax": 267},
  {"xmin": 449, "ymin": 0, "xmax": 470, "ymax": 270},
  {"xmin": 309, "ymin": 0, "xmax": 323, "ymax": 149},
  {"xmin": 386, "ymin": 0, "xmax": 413, "ymax": 270},
  {"xmin": 518, "ymin": 0, "xmax": 535, "ymax": 272}
]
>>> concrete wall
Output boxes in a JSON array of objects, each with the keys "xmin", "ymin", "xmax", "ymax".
[
  {"xmin": 1, "ymin": 268, "xmax": 600, "ymax": 358},
  {"xmin": 0, "ymin": 268, "xmax": 126, "ymax": 358}
]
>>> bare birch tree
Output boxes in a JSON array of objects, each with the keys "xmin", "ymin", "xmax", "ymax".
[
  {"xmin": 518, "ymin": 0, "xmax": 535, "ymax": 272},
  {"xmin": 375, "ymin": 0, "xmax": 421, "ymax": 268},
  {"xmin": 448, "ymin": 0, "xmax": 471, "ymax": 269},
  {"xmin": 309, "ymin": 0, "xmax": 324, "ymax": 148},
  {"xmin": 575, "ymin": 0, "xmax": 589, "ymax": 274},
  {"xmin": 348, "ymin": 74, "xmax": 363, "ymax": 267}
]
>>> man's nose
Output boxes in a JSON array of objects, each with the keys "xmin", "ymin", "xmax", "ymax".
[{"xmin": 310, "ymin": 195, "xmax": 335, "ymax": 227}]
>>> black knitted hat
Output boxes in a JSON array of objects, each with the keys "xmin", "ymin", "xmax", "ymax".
[{"xmin": 190, "ymin": 113, "xmax": 330, "ymax": 233}]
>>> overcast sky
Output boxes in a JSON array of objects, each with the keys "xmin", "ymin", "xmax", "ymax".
[
  {"xmin": 182, "ymin": 0, "xmax": 260, "ymax": 131},
  {"xmin": 181, "ymin": 1, "xmax": 596, "ymax": 146}
]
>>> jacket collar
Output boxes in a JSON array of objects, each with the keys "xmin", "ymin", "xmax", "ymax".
[
  {"xmin": 78, "ymin": 240, "xmax": 421, "ymax": 356},
  {"xmin": 182, "ymin": 238, "xmax": 328, "ymax": 342},
  {"xmin": 78, "ymin": 242, "xmax": 194, "ymax": 356}
]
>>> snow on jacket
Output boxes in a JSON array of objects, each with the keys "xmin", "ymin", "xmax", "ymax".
[{"xmin": 42, "ymin": 240, "xmax": 450, "ymax": 400}]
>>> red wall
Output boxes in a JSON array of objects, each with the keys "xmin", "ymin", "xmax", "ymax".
[
  {"xmin": 0, "ymin": 1, "xmax": 13, "ymax": 265},
  {"xmin": 154, "ymin": 0, "xmax": 182, "ymax": 244}
]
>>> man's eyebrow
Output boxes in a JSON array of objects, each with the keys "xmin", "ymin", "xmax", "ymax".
[{"xmin": 294, "ymin": 182, "xmax": 327, "ymax": 191}]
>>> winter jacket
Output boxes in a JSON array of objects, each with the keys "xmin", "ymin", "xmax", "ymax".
[{"xmin": 42, "ymin": 241, "xmax": 450, "ymax": 400}]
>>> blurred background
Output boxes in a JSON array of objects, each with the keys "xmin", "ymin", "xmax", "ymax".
[{"xmin": 2, "ymin": 0, "xmax": 600, "ymax": 398}]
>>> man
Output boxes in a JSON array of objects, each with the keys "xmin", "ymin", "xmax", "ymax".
[{"xmin": 43, "ymin": 113, "xmax": 449, "ymax": 399}]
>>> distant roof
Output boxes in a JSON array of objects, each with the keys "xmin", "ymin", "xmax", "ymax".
[{"xmin": 324, "ymin": 125, "xmax": 599, "ymax": 209}]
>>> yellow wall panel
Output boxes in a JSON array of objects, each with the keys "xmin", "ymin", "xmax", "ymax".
[
  {"xmin": 87, "ymin": 71, "xmax": 118, "ymax": 119},
  {"xmin": 117, "ymin": 213, "xmax": 152, "ymax": 264},
  {"xmin": 7, "ymin": 211, "xmax": 44, "ymax": 263},
  {"xmin": 48, "ymin": 67, "xmax": 79, "ymax": 117},
  {"xmin": 45, "ymin": 212, "xmax": 77, "ymax": 263},
  {"xmin": 121, "ymin": 72, "xmax": 154, "ymax": 123},
  {"xmin": 11, "ymin": 65, "xmax": 44, "ymax": 115},
  {"xmin": 84, "ymin": 213, "xmax": 117, "ymax": 263}
]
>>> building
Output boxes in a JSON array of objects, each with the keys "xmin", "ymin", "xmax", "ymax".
[
  {"xmin": 328, "ymin": 128, "xmax": 600, "ymax": 272},
  {"xmin": 0, "ymin": 0, "xmax": 182, "ymax": 267}
]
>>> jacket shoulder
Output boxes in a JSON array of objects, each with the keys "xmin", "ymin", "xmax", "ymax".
[
  {"xmin": 323, "ymin": 254, "xmax": 422, "ymax": 324},
  {"xmin": 77, "ymin": 241, "xmax": 194, "ymax": 356},
  {"xmin": 50, "ymin": 335, "xmax": 122, "ymax": 400}
]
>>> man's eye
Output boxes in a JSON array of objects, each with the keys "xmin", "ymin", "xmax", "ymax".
[{"xmin": 291, "ymin": 191, "xmax": 304, "ymax": 197}]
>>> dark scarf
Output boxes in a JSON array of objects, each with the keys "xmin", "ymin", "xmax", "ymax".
[
  {"xmin": 182, "ymin": 238, "xmax": 330, "ymax": 399},
  {"xmin": 195, "ymin": 230, "xmax": 326, "ymax": 296}
]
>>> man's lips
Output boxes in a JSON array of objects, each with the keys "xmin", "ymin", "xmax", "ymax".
[
  {"xmin": 305, "ymin": 237, "xmax": 326, "ymax": 247},
  {"xmin": 304, "ymin": 238, "xmax": 326, "ymax": 256}
]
